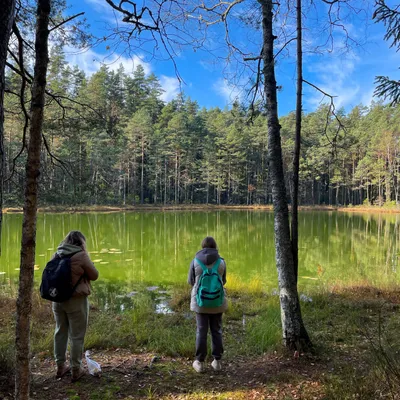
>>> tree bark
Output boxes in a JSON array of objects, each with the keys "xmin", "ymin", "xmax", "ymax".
[
  {"xmin": 141, "ymin": 135, "xmax": 144, "ymax": 204},
  {"xmin": 164, "ymin": 159, "xmax": 167, "ymax": 204},
  {"xmin": 0, "ymin": 0, "xmax": 17, "ymax": 255},
  {"xmin": 259, "ymin": 0, "xmax": 311, "ymax": 350},
  {"xmin": 291, "ymin": 0, "xmax": 302, "ymax": 282},
  {"xmin": 15, "ymin": 0, "xmax": 51, "ymax": 398}
]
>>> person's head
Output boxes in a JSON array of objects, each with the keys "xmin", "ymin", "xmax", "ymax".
[
  {"xmin": 63, "ymin": 230, "xmax": 86, "ymax": 249},
  {"xmin": 201, "ymin": 236, "xmax": 217, "ymax": 249}
]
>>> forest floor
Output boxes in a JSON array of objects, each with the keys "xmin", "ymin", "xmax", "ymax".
[
  {"xmin": 2, "ymin": 350, "xmax": 326, "ymax": 400},
  {"xmin": 1, "ymin": 286, "xmax": 400, "ymax": 399},
  {"xmin": 3, "ymin": 204, "xmax": 400, "ymax": 214}
]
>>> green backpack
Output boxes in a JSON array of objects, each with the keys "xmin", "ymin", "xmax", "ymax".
[{"xmin": 195, "ymin": 258, "xmax": 224, "ymax": 308}]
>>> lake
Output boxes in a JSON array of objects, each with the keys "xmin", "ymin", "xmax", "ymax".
[{"xmin": 1, "ymin": 210, "xmax": 399, "ymax": 307}]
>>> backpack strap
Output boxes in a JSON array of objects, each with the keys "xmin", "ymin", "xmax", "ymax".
[
  {"xmin": 195, "ymin": 258, "xmax": 221, "ymax": 273},
  {"xmin": 71, "ymin": 274, "xmax": 85, "ymax": 294},
  {"xmin": 195, "ymin": 258, "xmax": 207, "ymax": 272},
  {"xmin": 211, "ymin": 258, "xmax": 221, "ymax": 273},
  {"xmin": 57, "ymin": 251, "xmax": 85, "ymax": 295}
]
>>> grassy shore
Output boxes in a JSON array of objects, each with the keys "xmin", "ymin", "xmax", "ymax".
[
  {"xmin": 1, "ymin": 281, "xmax": 400, "ymax": 399},
  {"xmin": 3, "ymin": 203, "xmax": 400, "ymax": 214}
]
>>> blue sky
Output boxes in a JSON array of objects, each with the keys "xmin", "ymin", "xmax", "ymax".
[{"xmin": 65, "ymin": 0, "xmax": 399, "ymax": 116}]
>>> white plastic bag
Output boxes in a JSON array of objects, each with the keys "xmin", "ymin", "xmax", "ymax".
[{"xmin": 85, "ymin": 350, "xmax": 101, "ymax": 376}]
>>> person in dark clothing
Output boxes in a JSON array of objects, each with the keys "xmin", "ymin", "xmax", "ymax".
[{"xmin": 188, "ymin": 236, "xmax": 227, "ymax": 373}]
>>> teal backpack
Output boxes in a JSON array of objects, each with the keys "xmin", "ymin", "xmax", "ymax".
[{"xmin": 195, "ymin": 258, "xmax": 224, "ymax": 308}]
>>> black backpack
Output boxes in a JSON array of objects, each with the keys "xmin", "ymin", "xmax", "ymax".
[{"xmin": 40, "ymin": 254, "xmax": 84, "ymax": 302}]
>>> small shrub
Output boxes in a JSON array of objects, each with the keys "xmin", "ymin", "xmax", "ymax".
[
  {"xmin": 384, "ymin": 200, "xmax": 398, "ymax": 209},
  {"xmin": 363, "ymin": 198, "xmax": 371, "ymax": 206}
]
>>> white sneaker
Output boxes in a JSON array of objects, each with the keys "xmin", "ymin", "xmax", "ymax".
[
  {"xmin": 192, "ymin": 360, "xmax": 205, "ymax": 373},
  {"xmin": 211, "ymin": 359, "xmax": 222, "ymax": 371}
]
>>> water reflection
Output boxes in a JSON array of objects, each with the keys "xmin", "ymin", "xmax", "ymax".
[{"xmin": 1, "ymin": 211, "xmax": 400, "ymax": 304}]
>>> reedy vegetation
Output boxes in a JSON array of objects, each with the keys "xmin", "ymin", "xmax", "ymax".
[
  {"xmin": 4, "ymin": 47, "xmax": 400, "ymax": 207},
  {"xmin": 2, "ymin": 285, "xmax": 400, "ymax": 399}
]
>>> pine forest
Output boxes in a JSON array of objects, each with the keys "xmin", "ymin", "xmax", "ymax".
[{"xmin": 5, "ymin": 47, "xmax": 400, "ymax": 207}]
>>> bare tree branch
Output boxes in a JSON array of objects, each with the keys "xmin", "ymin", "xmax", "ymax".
[
  {"xmin": 41, "ymin": 133, "xmax": 73, "ymax": 177},
  {"xmin": 303, "ymin": 78, "xmax": 347, "ymax": 150},
  {"xmin": 49, "ymin": 12, "xmax": 85, "ymax": 32}
]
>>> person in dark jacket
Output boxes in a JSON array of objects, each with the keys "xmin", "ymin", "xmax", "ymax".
[
  {"xmin": 51, "ymin": 231, "xmax": 99, "ymax": 382},
  {"xmin": 188, "ymin": 236, "xmax": 227, "ymax": 373}
]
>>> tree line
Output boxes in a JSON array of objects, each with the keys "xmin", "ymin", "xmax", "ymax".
[
  {"xmin": 2, "ymin": 0, "xmax": 400, "ymax": 398},
  {"xmin": 4, "ymin": 48, "xmax": 400, "ymax": 207}
]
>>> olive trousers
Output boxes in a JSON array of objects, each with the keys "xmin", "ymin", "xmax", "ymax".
[{"xmin": 52, "ymin": 296, "xmax": 89, "ymax": 369}]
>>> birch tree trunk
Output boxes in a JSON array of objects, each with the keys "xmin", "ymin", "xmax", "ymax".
[
  {"xmin": 15, "ymin": 0, "xmax": 51, "ymax": 398},
  {"xmin": 141, "ymin": 136, "xmax": 144, "ymax": 204},
  {"xmin": 0, "ymin": 0, "xmax": 17, "ymax": 255},
  {"xmin": 259, "ymin": 0, "xmax": 311, "ymax": 350}
]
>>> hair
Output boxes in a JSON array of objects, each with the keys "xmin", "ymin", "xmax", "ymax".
[
  {"xmin": 201, "ymin": 236, "xmax": 217, "ymax": 249},
  {"xmin": 63, "ymin": 230, "xmax": 86, "ymax": 247}
]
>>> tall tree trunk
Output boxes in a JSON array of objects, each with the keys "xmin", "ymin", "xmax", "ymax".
[
  {"xmin": 175, "ymin": 152, "xmax": 178, "ymax": 204},
  {"xmin": 154, "ymin": 161, "xmax": 158, "ymax": 204},
  {"xmin": 259, "ymin": 0, "xmax": 311, "ymax": 350},
  {"xmin": 123, "ymin": 173, "xmax": 126, "ymax": 205},
  {"xmin": 131, "ymin": 159, "xmax": 136, "ymax": 205},
  {"xmin": 15, "ymin": 1, "xmax": 50, "ymax": 398},
  {"xmin": 291, "ymin": 0, "xmax": 302, "ymax": 282},
  {"xmin": 0, "ymin": 0, "xmax": 17, "ymax": 255},
  {"xmin": 312, "ymin": 179, "xmax": 315, "ymax": 205},
  {"xmin": 177, "ymin": 154, "xmax": 180, "ymax": 203},
  {"xmin": 164, "ymin": 159, "xmax": 167, "ymax": 205},
  {"xmin": 228, "ymin": 160, "xmax": 231, "ymax": 204},
  {"xmin": 140, "ymin": 136, "xmax": 144, "ymax": 204},
  {"xmin": 385, "ymin": 159, "xmax": 391, "ymax": 203},
  {"xmin": 206, "ymin": 170, "xmax": 209, "ymax": 204},
  {"xmin": 336, "ymin": 185, "xmax": 339, "ymax": 206}
]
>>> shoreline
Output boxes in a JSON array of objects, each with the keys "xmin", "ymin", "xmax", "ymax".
[
  {"xmin": 1, "ymin": 285, "xmax": 400, "ymax": 399},
  {"xmin": 3, "ymin": 204, "xmax": 400, "ymax": 214}
]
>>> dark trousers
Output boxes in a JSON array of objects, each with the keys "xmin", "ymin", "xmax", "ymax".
[{"xmin": 195, "ymin": 313, "xmax": 223, "ymax": 362}]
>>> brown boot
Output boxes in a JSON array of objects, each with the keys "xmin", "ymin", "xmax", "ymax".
[
  {"xmin": 56, "ymin": 363, "xmax": 71, "ymax": 378},
  {"xmin": 71, "ymin": 367, "xmax": 86, "ymax": 383}
]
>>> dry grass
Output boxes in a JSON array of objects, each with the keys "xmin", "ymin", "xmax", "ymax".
[{"xmin": 2, "ymin": 285, "xmax": 400, "ymax": 399}]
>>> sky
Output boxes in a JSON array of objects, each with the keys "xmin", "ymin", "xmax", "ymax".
[{"xmin": 64, "ymin": 0, "xmax": 399, "ymax": 116}]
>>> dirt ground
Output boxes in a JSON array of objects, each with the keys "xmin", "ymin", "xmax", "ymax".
[{"xmin": 0, "ymin": 350, "xmax": 325, "ymax": 400}]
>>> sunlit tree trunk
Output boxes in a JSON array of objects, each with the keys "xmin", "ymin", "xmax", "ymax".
[
  {"xmin": 386, "ymin": 149, "xmax": 391, "ymax": 203},
  {"xmin": 206, "ymin": 172, "xmax": 209, "ymax": 204},
  {"xmin": 154, "ymin": 161, "xmax": 158, "ymax": 204},
  {"xmin": 259, "ymin": 0, "xmax": 311, "ymax": 350},
  {"xmin": 175, "ymin": 151, "xmax": 178, "ymax": 204},
  {"xmin": 15, "ymin": 0, "xmax": 51, "ymax": 398},
  {"xmin": 164, "ymin": 159, "xmax": 167, "ymax": 205},
  {"xmin": 141, "ymin": 135, "xmax": 144, "ymax": 204},
  {"xmin": 0, "ymin": 0, "xmax": 17, "ymax": 254}
]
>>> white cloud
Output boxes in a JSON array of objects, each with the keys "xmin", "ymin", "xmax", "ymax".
[
  {"xmin": 213, "ymin": 78, "xmax": 242, "ymax": 105},
  {"xmin": 360, "ymin": 87, "xmax": 376, "ymax": 108},
  {"xmin": 65, "ymin": 47, "xmax": 151, "ymax": 76},
  {"xmin": 304, "ymin": 54, "xmax": 376, "ymax": 110},
  {"xmin": 85, "ymin": 0, "xmax": 110, "ymax": 13},
  {"xmin": 159, "ymin": 75, "xmax": 181, "ymax": 102}
]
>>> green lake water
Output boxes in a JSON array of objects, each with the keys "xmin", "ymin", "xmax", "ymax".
[{"xmin": 1, "ymin": 211, "xmax": 399, "ymax": 308}]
